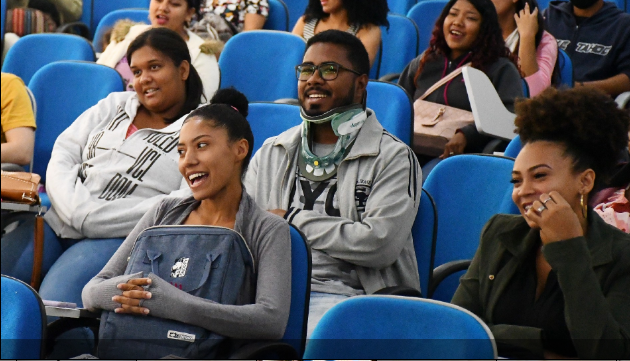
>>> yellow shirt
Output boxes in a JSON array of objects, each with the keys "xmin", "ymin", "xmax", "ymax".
[{"xmin": 1, "ymin": 72, "xmax": 36, "ymax": 143}]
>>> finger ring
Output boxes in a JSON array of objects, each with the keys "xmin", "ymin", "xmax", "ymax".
[
  {"xmin": 449, "ymin": 152, "xmax": 454, "ymax": 156},
  {"xmin": 536, "ymin": 205, "xmax": 546, "ymax": 213},
  {"xmin": 542, "ymin": 197, "xmax": 553, "ymax": 205}
]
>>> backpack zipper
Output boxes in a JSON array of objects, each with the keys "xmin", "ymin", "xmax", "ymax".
[{"xmin": 127, "ymin": 225, "xmax": 255, "ymax": 270}]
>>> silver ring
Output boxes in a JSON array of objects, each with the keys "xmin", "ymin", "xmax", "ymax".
[
  {"xmin": 449, "ymin": 152, "xmax": 454, "ymax": 156},
  {"xmin": 542, "ymin": 197, "xmax": 553, "ymax": 205},
  {"xmin": 536, "ymin": 205, "xmax": 546, "ymax": 213}
]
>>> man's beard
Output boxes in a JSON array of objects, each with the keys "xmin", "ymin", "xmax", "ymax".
[{"xmin": 302, "ymin": 83, "xmax": 356, "ymax": 117}]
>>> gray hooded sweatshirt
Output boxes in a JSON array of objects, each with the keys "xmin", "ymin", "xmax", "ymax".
[{"xmin": 244, "ymin": 109, "xmax": 422, "ymax": 294}]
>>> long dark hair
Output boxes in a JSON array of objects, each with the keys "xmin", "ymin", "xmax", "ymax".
[
  {"xmin": 514, "ymin": 0, "xmax": 544, "ymax": 49},
  {"xmin": 415, "ymin": 0, "xmax": 517, "ymax": 82},
  {"xmin": 184, "ymin": 88, "xmax": 254, "ymax": 176},
  {"xmin": 303, "ymin": 0, "xmax": 389, "ymax": 29},
  {"xmin": 127, "ymin": 27, "xmax": 204, "ymax": 122}
]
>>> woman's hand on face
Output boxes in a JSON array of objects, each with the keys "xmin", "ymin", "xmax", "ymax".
[
  {"xmin": 525, "ymin": 191, "xmax": 584, "ymax": 245},
  {"xmin": 514, "ymin": 3, "xmax": 539, "ymax": 40},
  {"xmin": 440, "ymin": 132, "xmax": 467, "ymax": 159},
  {"xmin": 113, "ymin": 278, "xmax": 152, "ymax": 315}
]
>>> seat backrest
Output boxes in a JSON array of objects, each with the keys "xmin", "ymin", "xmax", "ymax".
[
  {"xmin": 1, "ymin": 0, "xmax": 7, "ymax": 46},
  {"xmin": 93, "ymin": 9, "xmax": 150, "ymax": 52},
  {"xmin": 1, "ymin": 275, "xmax": 47, "ymax": 359},
  {"xmin": 219, "ymin": 30, "xmax": 305, "ymax": 102},
  {"xmin": 304, "ymin": 295, "xmax": 497, "ymax": 359},
  {"xmin": 91, "ymin": 0, "xmax": 150, "ymax": 37},
  {"xmin": 378, "ymin": 13, "xmax": 419, "ymax": 78},
  {"xmin": 413, "ymin": 188, "xmax": 438, "ymax": 298},
  {"xmin": 284, "ymin": 0, "xmax": 309, "ymax": 30},
  {"xmin": 408, "ymin": 0, "xmax": 448, "ymax": 54},
  {"xmin": 264, "ymin": 0, "xmax": 290, "ymax": 31},
  {"xmin": 80, "ymin": 0, "xmax": 93, "ymax": 32},
  {"xmin": 281, "ymin": 226, "xmax": 311, "ymax": 355},
  {"xmin": 424, "ymin": 154, "xmax": 519, "ymax": 300},
  {"xmin": 2, "ymin": 34, "xmax": 95, "ymax": 84},
  {"xmin": 28, "ymin": 61, "xmax": 124, "ymax": 182},
  {"xmin": 504, "ymin": 134, "xmax": 522, "ymax": 158},
  {"xmin": 557, "ymin": 48, "xmax": 573, "ymax": 88},
  {"xmin": 388, "ymin": 0, "xmax": 417, "ymax": 14},
  {"xmin": 366, "ymin": 80, "xmax": 413, "ymax": 145},
  {"xmin": 247, "ymin": 102, "xmax": 301, "ymax": 155},
  {"xmin": 462, "ymin": 66, "xmax": 516, "ymax": 140}
]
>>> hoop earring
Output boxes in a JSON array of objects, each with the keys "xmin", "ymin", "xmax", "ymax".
[{"xmin": 580, "ymin": 193, "xmax": 587, "ymax": 220}]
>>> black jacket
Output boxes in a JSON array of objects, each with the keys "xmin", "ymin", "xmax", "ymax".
[
  {"xmin": 544, "ymin": 1, "xmax": 630, "ymax": 83},
  {"xmin": 452, "ymin": 210, "xmax": 630, "ymax": 358}
]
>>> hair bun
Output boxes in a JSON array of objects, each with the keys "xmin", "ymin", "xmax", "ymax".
[{"xmin": 210, "ymin": 88, "xmax": 249, "ymax": 117}]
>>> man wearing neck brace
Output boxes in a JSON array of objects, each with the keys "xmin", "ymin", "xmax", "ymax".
[
  {"xmin": 244, "ymin": 30, "xmax": 421, "ymax": 337},
  {"xmin": 544, "ymin": 0, "xmax": 630, "ymax": 96}
]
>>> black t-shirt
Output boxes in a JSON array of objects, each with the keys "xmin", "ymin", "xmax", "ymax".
[{"xmin": 493, "ymin": 246, "xmax": 577, "ymax": 358}]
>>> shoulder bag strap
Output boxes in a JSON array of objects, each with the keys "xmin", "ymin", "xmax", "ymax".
[{"xmin": 419, "ymin": 62, "xmax": 472, "ymax": 100}]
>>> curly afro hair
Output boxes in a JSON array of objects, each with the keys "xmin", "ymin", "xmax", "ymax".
[{"xmin": 514, "ymin": 87, "xmax": 630, "ymax": 187}]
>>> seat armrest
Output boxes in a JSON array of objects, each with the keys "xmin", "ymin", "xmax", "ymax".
[
  {"xmin": 229, "ymin": 341, "xmax": 299, "ymax": 359},
  {"xmin": 428, "ymin": 259, "xmax": 472, "ymax": 298},
  {"xmin": 373, "ymin": 285, "xmax": 423, "ymax": 298}
]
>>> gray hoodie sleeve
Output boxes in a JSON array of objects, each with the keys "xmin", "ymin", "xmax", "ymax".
[{"xmin": 81, "ymin": 199, "xmax": 164, "ymax": 311}]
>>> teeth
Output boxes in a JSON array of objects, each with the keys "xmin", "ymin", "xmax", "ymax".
[
  {"xmin": 145, "ymin": 88, "xmax": 157, "ymax": 94},
  {"xmin": 451, "ymin": 30, "xmax": 462, "ymax": 35},
  {"xmin": 309, "ymin": 94, "xmax": 327, "ymax": 98},
  {"xmin": 524, "ymin": 205, "xmax": 532, "ymax": 211},
  {"xmin": 188, "ymin": 173, "xmax": 206, "ymax": 181}
]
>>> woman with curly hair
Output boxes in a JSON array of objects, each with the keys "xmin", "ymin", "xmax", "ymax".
[
  {"xmin": 398, "ymin": 0, "xmax": 522, "ymax": 164},
  {"xmin": 452, "ymin": 87, "xmax": 630, "ymax": 359},
  {"xmin": 292, "ymin": 0, "xmax": 389, "ymax": 66},
  {"xmin": 492, "ymin": 0, "xmax": 558, "ymax": 96}
]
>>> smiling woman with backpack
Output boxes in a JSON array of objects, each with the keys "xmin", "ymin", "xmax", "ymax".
[{"xmin": 81, "ymin": 88, "xmax": 292, "ymax": 359}]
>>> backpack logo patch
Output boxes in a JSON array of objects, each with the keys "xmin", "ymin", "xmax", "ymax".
[
  {"xmin": 171, "ymin": 257, "xmax": 189, "ymax": 278},
  {"xmin": 167, "ymin": 330, "xmax": 196, "ymax": 343}
]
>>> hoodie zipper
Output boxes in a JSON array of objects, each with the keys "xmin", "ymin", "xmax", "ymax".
[{"xmin": 127, "ymin": 225, "xmax": 255, "ymax": 270}]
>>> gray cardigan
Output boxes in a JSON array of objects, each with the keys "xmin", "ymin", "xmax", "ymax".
[{"xmin": 82, "ymin": 191, "xmax": 291, "ymax": 340}]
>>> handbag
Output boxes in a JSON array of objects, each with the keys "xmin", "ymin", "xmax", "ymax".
[
  {"xmin": 413, "ymin": 64, "xmax": 474, "ymax": 157},
  {"xmin": 98, "ymin": 225, "xmax": 254, "ymax": 359},
  {"xmin": 1, "ymin": 171, "xmax": 45, "ymax": 289},
  {"xmin": 1, "ymin": 171, "xmax": 41, "ymax": 205}
]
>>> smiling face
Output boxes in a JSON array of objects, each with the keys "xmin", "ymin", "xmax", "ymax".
[
  {"xmin": 130, "ymin": 45, "xmax": 189, "ymax": 118},
  {"xmin": 443, "ymin": 0, "xmax": 482, "ymax": 59},
  {"xmin": 297, "ymin": 42, "xmax": 367, "ymax": 116},
  {"xmin": 511, "ymin": 141, "xmax": 593, "ymax": 228},
  {"xmin": 149, "ymin": 0, "xmax": 195, "ymax": 36},
  {"xmin": 178, "ymin": 117, "xmax": 248, "ymax": 201}
]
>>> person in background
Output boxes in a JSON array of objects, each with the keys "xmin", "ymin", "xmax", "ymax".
[
  {"xmin": 492, "ymin": 0, "xmax": 557, "ymax": 96},
  {"xmin": 98, "ymin": 0, "xmax": 220, "ymax": 98},
  {"xmin": 398, "ymin": 0, "xmax": 522, "ymax": 170},
  {"xmin": 452, "ymin": 87, "xmax": 630, "ymax": 359},
  {"xmin": 1, "ymin": 73, "xmax": 36, "ymax": 169},
  {"xmin": 292, "ymin": 0, "xmax": 389, "ymax": 67},
  {"xmin": 191, "ymin": 0, "xmax": 268, "ymax": 42},
  {"xmin": 544, "ymin": 0, "xmax": 630, "ymax": 96},
  {"xmin": 1, "ymin": 28, "xmax": 204, "ymax": 308}
]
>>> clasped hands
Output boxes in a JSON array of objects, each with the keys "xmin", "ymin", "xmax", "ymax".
[{"xmin": 112, "ymin": 277, "xmax": 152, "ymax": 315}]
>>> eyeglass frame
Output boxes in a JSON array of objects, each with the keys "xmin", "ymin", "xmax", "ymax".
[{"xmin": 295, "ymin": 61, "xmax": 363, "ymax": 81}]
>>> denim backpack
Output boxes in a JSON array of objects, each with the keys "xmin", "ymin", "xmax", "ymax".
[{"xmin": 97, "ymin": 225, "xmax": 254, "ymax": 359}]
